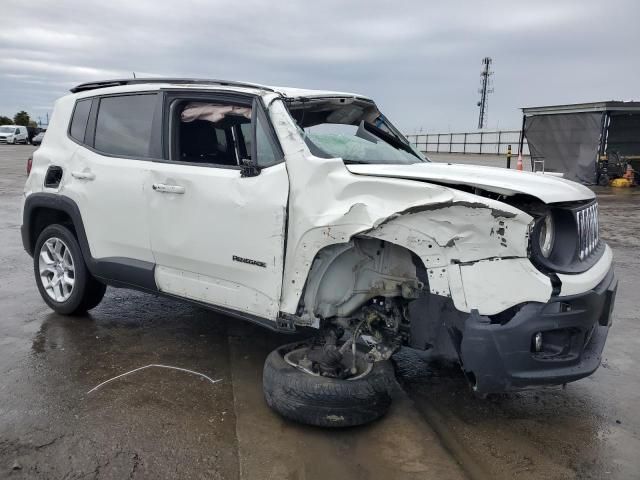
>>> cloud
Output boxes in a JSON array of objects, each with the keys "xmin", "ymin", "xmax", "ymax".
[{"xmin": 0, "ymin": 0, "xmax": 638, "ymax": 131}]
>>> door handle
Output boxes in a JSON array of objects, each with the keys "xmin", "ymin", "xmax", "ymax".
[
  {"xmin": 71, "ymin": 170, "xmax": 95, "ymax": 180},
  {"xmin": 152, "ymin": 183, "xmax": 185, "ymax": 194}
]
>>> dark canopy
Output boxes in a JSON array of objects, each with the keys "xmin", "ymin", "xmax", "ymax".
[
  {"xmin": 525, "ymin": 112, "xmax": 602, "ymax": 184},
  {"xmin": 522, "ymin": 101, "xmax": 640, "ymax": 185}
]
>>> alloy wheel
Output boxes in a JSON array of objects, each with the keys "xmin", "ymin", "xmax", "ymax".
[{"xmin": 39, "ymin": 237, "xmax": 75, "ymax": 302}]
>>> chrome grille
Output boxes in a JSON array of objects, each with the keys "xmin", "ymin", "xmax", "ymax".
[{"xmin": 576, "ymin": 202, "xmax": 599, "ymax": 260}]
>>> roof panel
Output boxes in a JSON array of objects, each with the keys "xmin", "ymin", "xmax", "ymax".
[
  {"xmin": 69, "ymin": 77, "xmax": 371, "ymax": 101},
  {"xmin": 522, "ymin": 101, "xmax": 640, "ymax": 115}
]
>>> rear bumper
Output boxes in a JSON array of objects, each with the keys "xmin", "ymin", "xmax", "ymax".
[{"xmin": 459, "ymin": 267, "xmax": 617, "ymax": 394}]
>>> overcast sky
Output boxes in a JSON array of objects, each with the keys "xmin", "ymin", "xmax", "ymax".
[{"xmin": 1, "ymin": 0, "xmax": 639, "ymax": 132}]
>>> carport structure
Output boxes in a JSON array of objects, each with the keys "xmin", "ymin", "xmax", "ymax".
[{"xmin": 520, "ymin": 101, "xmax": 640, "ymax": 184}]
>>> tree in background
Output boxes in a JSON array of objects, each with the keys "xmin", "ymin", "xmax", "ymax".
[
  {"xmin": 28, "ymin": 120, "xmax": 38, "ymax": 128},
  {"xmin": 13, "ymin": 111, "xmax": 31, "ymax": 126},
  {"xmin": 0, "ymin": 116, "xmax": 12, "ymax": 126}
]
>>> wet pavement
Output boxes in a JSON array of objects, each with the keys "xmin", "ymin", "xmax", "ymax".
[{"xmin": 1, "ymin": 146, "xmax": 639, "ymax": 479}]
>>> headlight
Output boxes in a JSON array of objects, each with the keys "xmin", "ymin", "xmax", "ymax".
[{"xmin": 538, "ymin": 214, "xmax": 555, "ymax": 258}]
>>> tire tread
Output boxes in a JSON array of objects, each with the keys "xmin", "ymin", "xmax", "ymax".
[{"xmin": 263, "ymin": 343, "xmax": 394, "ymax": 428}]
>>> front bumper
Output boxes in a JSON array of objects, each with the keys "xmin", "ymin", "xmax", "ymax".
[{"xmin": 459, "ymin": 267, "xmax": 617, "ymax": 394}]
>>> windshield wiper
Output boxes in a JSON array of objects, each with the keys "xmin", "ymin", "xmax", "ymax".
[
  {"xmin": 363, "ymin": 122, "xmax": 422, "ymax": 160},
  {"xmin": 342, "ymin": 159, "xmax": 371, "ymax": 164}
]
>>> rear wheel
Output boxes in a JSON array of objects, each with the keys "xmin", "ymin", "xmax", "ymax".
[
  {"xmin": 34, "ymin": 224, "xmax": 106, "ymax": 315},
  {"xmin": 263, "ymin": 340, "xmax": 395, "ymax": 427}
]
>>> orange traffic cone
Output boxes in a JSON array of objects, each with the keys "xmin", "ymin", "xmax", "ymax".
[{"xmin": 516, "ymin": 153, "xmax": 523, "ymax": 171}]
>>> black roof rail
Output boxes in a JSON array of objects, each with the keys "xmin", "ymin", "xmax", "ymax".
[{"xmin": 69, "ymin": 78, "xmax": 275, "ymax": 93}]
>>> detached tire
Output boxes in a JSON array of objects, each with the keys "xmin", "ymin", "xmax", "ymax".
[{"xmin": 263, "ymin": 341, "xmax": 394, "ymax": 428}]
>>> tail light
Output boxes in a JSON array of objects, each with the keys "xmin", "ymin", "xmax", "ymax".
[{"xmin": 27, "ymin": 155, "xmax": 33, "ymax": 175}]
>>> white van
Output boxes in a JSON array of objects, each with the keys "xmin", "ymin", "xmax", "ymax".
[{"xmin": 0, "ymin": 125, "xmax": 29, "ymax": 144}]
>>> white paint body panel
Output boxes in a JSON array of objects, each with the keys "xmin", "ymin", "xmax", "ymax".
[
  {"xmin": 362, "ymin": 205, "xmax": 537, "ymax": 314},
  {"xmin": 67, "ymin": 149, "xmax": 154, "ymax": 262},
  {"xmin": 25, "ymin": 95, "xmax": 153, "ymax": 262},
  {"xmin": 266, "ymin": 98, "xmax": 552, "ymax": 317},
  {"xmin": 454, "ymin": 259, "xmax": 553, "ymax": 315},
  {"xmin": 346, "ymin": 163, "xmax": 595, "ymax": 204},
  {"xmin": 557, "ymin": 245, "xmax": 613, "ymax": 296},
  {"xmin": 148, "ymin": 161, "xmax": 288, "ymax": 319}
]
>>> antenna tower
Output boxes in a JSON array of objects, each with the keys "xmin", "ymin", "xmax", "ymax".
[{"xmin": 477, "ymin": 57, "xmax": 494, "ymax": 129}]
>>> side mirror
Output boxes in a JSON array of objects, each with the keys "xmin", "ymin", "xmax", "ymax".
[{"xmin": 240, "ymin": 158, "xmax": 260, "ymax": 178}]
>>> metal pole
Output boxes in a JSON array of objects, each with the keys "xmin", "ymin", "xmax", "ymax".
[
  {"xmin": 518, "ymin": 115, "xmax": 527, "ymax": 168},
  {"xmin": 497, "ymin": 131, "xmax": 501, "ymax": 155},
  {"xmin": 463, "ymin": 132, "xmax": 467, "ymax": 154},
  {"xmin": 596, "ymin": 113, "xmax": 609, "ymax": 183},
  {"xmin": 437, "ymin": 133, "xmax": 441, "ymax": 153},
  {"xmin": 479, "ymin": 131, "xmax": 483, "ymax": 154},
  {"xmin": 507, "ymin": 144, "xmax": 512, "ymax": 169},
  {"xmin": 598, "ymin": 113, "xmax": 609, "ymax": 157}
]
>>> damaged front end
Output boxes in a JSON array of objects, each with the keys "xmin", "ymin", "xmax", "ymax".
[
  {"xmin": 449, "ymin": 267, "xmax": 616, "ymax": 393},
  {"xmin": 267, "ymin": 94, "xmax": 616, "ymax": 394},
  {"xmin": 282, "ymin": 191, "xmax": 616, "ymax": 394},
  {"xmin": 363, "ymin": 197, "xmax": 617, "ymax": 394}
]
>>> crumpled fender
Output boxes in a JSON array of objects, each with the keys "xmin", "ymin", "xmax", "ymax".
[
  {"xmin": 266, "ymin": 97, "xmax": 550, "ymax": 318},
  {"xmin": 363, "ymin": 202, "xmax": 553, "ymax": 315}
]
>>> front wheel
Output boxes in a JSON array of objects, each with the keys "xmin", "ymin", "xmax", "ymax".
[
  {"xmin": 33, "ymin": 224, "xmax": 106, "ymax": 315},
  {"xmin": 263, "ymin": 341, "xmax": 395, "ymax": 427}
]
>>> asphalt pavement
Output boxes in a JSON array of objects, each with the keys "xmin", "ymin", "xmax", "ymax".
[{"xmin": 1, "ymin": 145, "xmax": 638, "ymax": 479}]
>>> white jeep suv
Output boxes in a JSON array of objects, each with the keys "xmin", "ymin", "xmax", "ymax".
[{"xmin": 21, "ymin": 78, "xmax": 617, "ymax": 427}]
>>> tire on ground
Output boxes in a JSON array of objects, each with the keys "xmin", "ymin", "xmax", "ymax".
[
  {"xmin": 33, "ymin": 224, "xmax": 106, "ymax": 315},
  {"xmin": 263, "ymin": 341, "xmax": 395, "ymax": 428}
]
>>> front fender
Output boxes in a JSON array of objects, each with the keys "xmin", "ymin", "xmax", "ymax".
[
  {"xmin": 280, "ymin": 187, "xmax": 541, "ymax": 319},
  {"xmin": 364, "ymin": 202, "xmax": 552, "ymax": 315},
  {"xmin": 269, "ymin": 98, "xmax": 544, "ymax": 319}
]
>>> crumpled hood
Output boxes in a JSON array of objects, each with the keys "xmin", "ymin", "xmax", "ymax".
[{"xmin": 346, "ymin": 162, "xmax": 595, "ymax": 204}]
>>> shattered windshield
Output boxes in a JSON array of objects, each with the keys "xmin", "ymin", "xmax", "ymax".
[{"xmin": 287, "ymin": 97, "xmax": 426, "ymax": 165}]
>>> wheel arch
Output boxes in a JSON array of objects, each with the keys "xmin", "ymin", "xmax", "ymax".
[
  {"xmin": 22, "ymin": 193, "xmax": 90, "ymax": 259},
  {"xmin": 296, "ymin": 237, "xmax": 429, "ymax": 326}
]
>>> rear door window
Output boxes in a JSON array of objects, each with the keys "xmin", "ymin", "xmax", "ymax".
[
  {"xmin": 94, "ymin": 94, "xmax": 157, "ymax": 158},
  {"xmin": 69, "ymin": 99, "xmax": 92, "ymax": 142}
]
